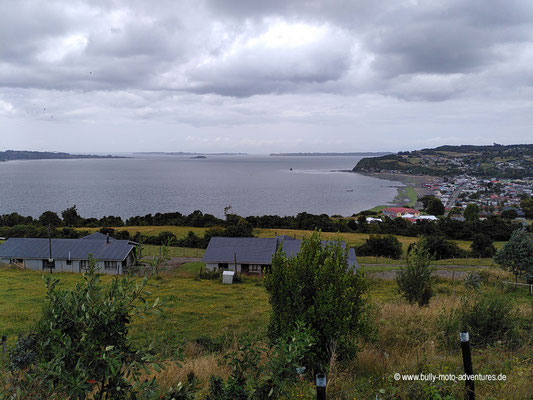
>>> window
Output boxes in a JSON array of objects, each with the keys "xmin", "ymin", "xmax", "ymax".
[
  {"xmin": 104, "ymin": 261, "xmax": 118, "ymax": 270},
  {"xmin": 66, "ymin": 260, "xmax": 72, "ymax": 265},
  {"xmin": 218, "ymin": 263, "xmax": 229, "ymax": 270},
  {"xmin": 43, "ymin": 259, "xmax": 55, "ymax": 269},
  {"xmin": 80, "ymin": 260, "xmax": 88, "ymax": 270},
  {"xmin": 250, "ymin": 265, "xmax": 262, "ymax": 273}
]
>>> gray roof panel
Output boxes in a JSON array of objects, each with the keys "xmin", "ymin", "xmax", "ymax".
[
  {"xmin": 202, "ymin": 236, "xmax": 358, "ymax": 268},
  {"xmin": 0, "ymin": 238, "xmax": 135, "ymax": 261}
]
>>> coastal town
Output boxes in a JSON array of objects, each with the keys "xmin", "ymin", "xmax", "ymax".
[{"xmin": 368, "ymin": 175, "xmax": 533, "ymax": 224}]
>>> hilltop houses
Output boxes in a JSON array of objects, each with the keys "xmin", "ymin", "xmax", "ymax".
[
  {"xmin": 0, "ymin": 233, "xmax": 138, "ymax": 274},
  {"xmin": 383, "ymin": 207, "xmax": 420, "ymax": 218},
  {"xmin": 203, "ymin": 236, "xmax": 358, "ymax": 275}
]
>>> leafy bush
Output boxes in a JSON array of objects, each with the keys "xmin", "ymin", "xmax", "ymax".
[
  {"xmin": 464, "ymin": 272, "xmax": 482, "ymax": 290},
  {"xmin": 161, "ymin": 372, "xmax": 199, "ymax": 400},
  {"xmin": 357, "ymin": 235, "xmax": 403, "ymax": 259},
  {"xmin": 396, "ymin": 245, "xmax": 434, "ymax": 306},
  {"xmin": 470, "ymin": 233, "xmax": 496, "ymax": 258},
  {"xmin": 205, "ymin": 337, "xmax": 264, "ymax": 400},
  {"xmin": 437, "ymin": 291, "xmax": 523, "ymax": 350},
  {"xmin": 199, "ymin": 267, "xmax": 222, "ymax": 280},
  {"xmin": 264, "ymin": 232, "xmax": 368, "ymax": 371},
  {"xmin": 266, "ymin": 321, "xmax": 316, "ymax": 384},
  {"xmin": 7, "ymin": 256, "xmax": 166, "ymax": 399},
  {"xmin": 419, "ymin": 235, "xmax": 466, "ymax": 260},
  {"xmin": 494, "ymin": 228, "xmax": 533, "ymax": 282},
  {"xmin": 460, "ymin": 291, "xmax": 523, "ymax": 349}
]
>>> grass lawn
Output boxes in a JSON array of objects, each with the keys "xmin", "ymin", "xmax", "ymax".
[
  {"xmin": 79, "ymin": 225, "xmax": 207, "ymax": 238},
  {"xmin": 0, "ymin": 265, "xmax": 268, "ymax": 350},
  {"xmin": 143, "ymin": 245, "xmax": 205, "ymax": 258},
  {"xmin": 0, "ymin": 264, "xmax": 531, "ymax": 399}
]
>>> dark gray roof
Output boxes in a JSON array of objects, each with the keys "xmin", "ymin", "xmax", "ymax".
[
  {"xmin": 202, "ymin": 236, "xmax": 358, "ymax": 268},
  {"xmin": 0, "ymin": 238, "xmax": 136, "ymax": 261}
]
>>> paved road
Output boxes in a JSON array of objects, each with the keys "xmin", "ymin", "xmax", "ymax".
[{"xmin": 444, "ymin": 183, "xmax": 466, "ymax": 216}]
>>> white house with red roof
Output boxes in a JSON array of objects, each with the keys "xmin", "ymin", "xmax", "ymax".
[{"xmin": 383, "ymin": 207, "xmax": 420, "ymax": 218}]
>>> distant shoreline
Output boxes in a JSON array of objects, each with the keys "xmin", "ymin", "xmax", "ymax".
[
  {"xmin": 270, "ymin": 152, "xmax": 392, "ymax": 157},
  {"xmin": 348, "ymin": 171, "xmax": 436, "ymax": 209},
  {"xmin": 0, "ymin": 150, "xmax": 127, "ymax": 163}
]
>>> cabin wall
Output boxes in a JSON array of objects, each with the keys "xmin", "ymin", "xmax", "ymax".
[{"xmin": 24, "ymin": 259, "xmax": 43, "ymax": 271}]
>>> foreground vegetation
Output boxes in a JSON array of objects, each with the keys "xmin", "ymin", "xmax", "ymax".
[{"xmin": 1, "ymin": 260, "xmax": 531, "ymax": 398}]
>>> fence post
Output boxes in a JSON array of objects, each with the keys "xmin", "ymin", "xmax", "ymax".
[
  {"xmin": 1, "ymin": 335, "xmax": 6, "ymax": 355},
  {"xmin": 316, "ymin": 373, "xmax": 326, "ymax": 400},
  {"xmin": 529, "ymin": 284, "xmax": 532, "ymax": 296},
  {"xmin": 460, "ymin": 332, "xmax": 475, "ymax": 400}
]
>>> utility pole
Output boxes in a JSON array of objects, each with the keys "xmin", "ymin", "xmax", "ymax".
[{"xmin": 48, "ymin": 224, "xmax": 53, "ymax": 274}]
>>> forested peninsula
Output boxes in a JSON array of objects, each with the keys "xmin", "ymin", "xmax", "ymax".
[
  {"xmin": 0, "ymin": 150, "xmax": 124, "ymax": 162},
  {"xmin": 353, "ymin": 144, "xmax": 533, "ymax": 178}
]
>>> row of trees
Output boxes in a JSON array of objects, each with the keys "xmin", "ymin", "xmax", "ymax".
[
  {"xmin": 2, "ymin": 207, "xmax": 524, "ymax": 243},
  {"xmin": 356, "ymin": 232, "xmax": 496, "ymax": 260}
]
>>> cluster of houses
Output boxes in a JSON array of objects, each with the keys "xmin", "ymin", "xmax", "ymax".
[
  {"xmin": 425, "ymin": 175, "xmax": 532, "ymax": 218},
  {"xmin": 0, "ymin": 233, "xmax": 358, "ymax": 275},
  {"xmin": 365, "ymin": 207, "xmax": 438, "ymax": 224}
]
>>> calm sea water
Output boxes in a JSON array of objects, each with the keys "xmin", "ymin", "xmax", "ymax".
[{"xmin": 0, "ymin": 155, "xmax": 402, "ymax": 219}]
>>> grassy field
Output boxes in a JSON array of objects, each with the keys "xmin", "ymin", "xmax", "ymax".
[
  {"xmin": 143, "ymin": 245, "xmax": 205, "ymax": 258},
  {"xmin": 80, "ymin": 225, "xmax": 207, "ymax": 237},
  {"xmin": 0, "ymin": 264, "xmax": 531, "ymax": 399},
  {"xmin": 78, "ymin": 225, "xmax": 505, "ymax": 266},
  {"xmin": 0, "ymin": 264, "xmax": 267, "ymax": 348}
]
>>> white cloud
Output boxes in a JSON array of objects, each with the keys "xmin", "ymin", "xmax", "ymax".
[{"xmin": 0, "ymin": 0, "xmax": 532, "ymax": 152}]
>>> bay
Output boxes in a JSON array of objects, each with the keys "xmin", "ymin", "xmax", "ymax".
[{"xmin": 0, "ymin": 155, "xmax": 402, "ymax": 219}]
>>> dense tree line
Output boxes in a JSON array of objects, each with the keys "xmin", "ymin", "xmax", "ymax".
[{"xmin": 0, "ymin": 206, "xmax": 524, "ymax": 245}]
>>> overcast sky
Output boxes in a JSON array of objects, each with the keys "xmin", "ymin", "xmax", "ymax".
[{"xmin": 1, "ymin": 0, "xmax": 532, "ymax": 153}]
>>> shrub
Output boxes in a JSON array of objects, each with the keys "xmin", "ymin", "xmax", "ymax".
[
  {"xmin": 357, "ymin": 235, "xmax": 403, "ymax": 259},
  {"xmin": 267, "ymin": 321, "xmax": 316, "ymax": 383},
  {"xmin": 438, "ymin": 291, "xmax": 523, "ymax": 350},
  {"xmin": 419, "ymin": 234, "xmax": 466, "ymax": 260},
  {"xmin": 264, "ymin": 232, "xmax": 368, "ymax": 371},
  {"xmin": 460, "ymin": 291, "xmax": 523, "ymax": 349},
  {"xmin": 396, "ymin": 245, "xmax": 434, "ymax": 306},
  {"xmin": 161, "ymin": 372, "xmax": 199, "ymax": 400},
  {"xmin": 470, "ymin": 233, "xmax": 496, "ymax": 258},
  {"xmin": 7, "ymin": 255, "xmax": 166, "ymax": 399},
  {"xmin": 199, "ymin": 267, "xmax": 222, "ymax": 280},
  {"xmin": 494, "ymin": 228, "xmax": 533, "ymax": 283},
  {"xmin": 464, "ymin": 272, "xmax": 482, "ymax": 290}
]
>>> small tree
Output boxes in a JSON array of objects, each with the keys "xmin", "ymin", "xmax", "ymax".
[
  {"xmin": 470, "ymin": 233, "xmax": 496, "ymax": 258},
  {"xmin": 357, "ymin": 235, "xmax": 402, "ymax": 259},
  {"xmin": 264, "ymin": 232, "xmax": 367, "ymax": 371},
  {"xmin": 426, "ymin": 198, "xmax": 445, "ymax": 216},
  {"xmin": 61, "ymin": 205, "xmax": 82, "ymax": 227},
  {"xmin": 38, "ymin": 210, "xmax": 62, "ymax": 227},
  {"xmin": 494, "ymin": 229, "xmax": 533, "ymax": 283},
  {"xmin": 8, "ymin": 255, "xmax": 167, "ymax": 399},
  {"xmin": 463, "ymin": 204, "xmax": 481, "ymax": 222},
  {"xmin": 396, "ymin": 245, "xmax": 434, "ymax": 306},
  {"xmin": 419, "ymin": 234, "xmax": 465, "ymax": 259}
]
